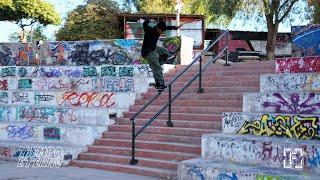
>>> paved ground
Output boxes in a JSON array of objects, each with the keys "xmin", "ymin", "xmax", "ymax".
[{"xmin": 0, "ymin": 161, "xmax": 158, "ymax": 180}]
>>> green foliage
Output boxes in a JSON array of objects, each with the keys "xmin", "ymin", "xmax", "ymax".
[
  {"xmin": 0, "ymin": 0, "xmax": 61, "ymax": 25},
  {"xmin": 56, "ymin": 0, "xmax": 122, "ymax": 41},
  {"xmin": 312, "ymin": 1, "xmax": 320, "ymax": 23},
  {"xmin": 129, "ymin": 0, "xmax": 241, "ymax": 25}
]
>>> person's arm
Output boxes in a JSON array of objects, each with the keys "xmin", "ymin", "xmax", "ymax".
[
  {"xmin": 165, "ymin": 24, "xmax": 182, "ymax": 30},
  {"xmin": 143, "ymin": 18, "xmax": 151, "ymax": 32}
]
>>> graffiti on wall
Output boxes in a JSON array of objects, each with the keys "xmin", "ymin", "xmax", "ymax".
[
  {"xmin": 0, "ymin": 147, "xmax": 11, "ymax": 158},
  {"xmin": 59, "ymin": 92, "xmax": 115, "ymax": 108},
  {"xmin": 6, "ymin": 125, "xmax": 34, "ymax": 139},
  {"xmin": 0, "ymin": 65, "xmax": 153, "ymax": 78},
  {"xmin": 237, "ymin": 114, "xmax": 320, "ymax": 140},
  {"xmin": 263, "ymin": 93, "xmax": 320, "ymax": 114},
  {"xmin": 0, "ymin": 38, "xmax": 182, "ymax": 66},
  {"xmin": 276, "ymin": 56, "xmax": 320, "ymax": 73},
  {"xmin": 43, "ymin": 127, "xmax": 61, "ymax": 140},
  {"xmin": 292, "ymin": 24, "xmax": 320, "ymax": 57}
]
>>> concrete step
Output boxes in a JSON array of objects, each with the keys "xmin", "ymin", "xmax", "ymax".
[
  {"xmin": 260, "ymin": 73, "xmax": 320, "ymax": 93},
  {"xmin": 129, "ymin": 105, "xmax": 241, "ymax": 114},
  {"xmin": 78, "ymin": 153, "xmax": 179, "ymax": 170},
  {"xmin": 202, "ymin": 133, "xmax": 320, "ymax": 172},
  {"xmin": 103, "ymin": 131, "xmax": 202, "ymax": 144},
  {"xmin": 134, "ymin": 99, "xmax": 242, "ymax": 108},
  {"xmin": 146, "ymin": 86, "xmax": 259, "ymax": 94},
  {"xmin": 140, "ymin": 92, "xmax": 243, "ymax": 101},
  {"xmin": 70, "ymin": 160, "xmax": 177, "ymax": 179},
  {"xmin": 108, "ymin": 125, "xmax": 219, "ymax": 137},
  {"xmin": 243, "ymin": 92, "xmax": 320, "ymax": 114},
  {"xmin": 164, "ymin": 75, "xmax": 260, "ymax": 82},
  {"xmin": 178, "ymin": 158, "xmax": 319, "ymax": 180},
  {"xmin": 94, "ymin": 139, "xmax": 201, "ymax": 154},
  {"xmin": 0, "ymin": 121, "xmax": 106, "ymax": 146},
  {"xmin": 222, "ymin": 112, "xmax": 320, "ymax": 136},
  {"xmin": 116, "ymin": 118, "xmax": 221, "ymax": 129},
  {"xmin": 0, "ymin": 105, "xmax": 110, "ymax": 126},
  {"xmin": 276, "ymin": 56, "xmax": 320, "ymax": 73},
  {"xmin": 87, "ymin": 146, "xmax": 198, "ymax": 161},
  {"xmin": 123, "ymin": 111, "xmax": 222, "ymax": 122},
  {"xmin": 169, "ymin": 80, "xmax": 260, "ymax": 88},
  {"xmin": 0, "ymin": 140, "xmax": 85, "ymax": 166},
  {"xmin": 166, "ymin": 69, "xmax": 275, "ymax": 77}
]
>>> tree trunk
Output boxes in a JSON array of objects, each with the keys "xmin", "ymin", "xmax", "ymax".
[{"xmin": 265, "ymin": 13, "xmax": 279, "ymax": 61}]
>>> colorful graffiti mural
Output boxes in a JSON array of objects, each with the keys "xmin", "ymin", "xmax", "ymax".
[
  {"xmin": 276, "ymin": 56, "xmax": 320, "ymax": 73},
  {"xmin": 292, "ymin": 24, "xmax": 320, "ymax": 57}
]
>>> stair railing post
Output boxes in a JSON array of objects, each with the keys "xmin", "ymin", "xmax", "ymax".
[
  {"xmin": 197, "ymin": 56, "xmax": 204, "ymax": 93},
  {"xmin": 129, "ymin": 118, "xmax": 138, "ymax": 165},
  {"xmin": 224, "ymin": 30, "xmax": 231, "ymax": 66},
  {"xmin": 167, "ymin": 85, "xmax": 174, "ymax": 127}
]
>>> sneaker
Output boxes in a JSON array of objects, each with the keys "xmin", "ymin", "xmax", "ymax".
[{"xmin": 155, "ymin": 84, "xmax": 167, "ymax": 92}]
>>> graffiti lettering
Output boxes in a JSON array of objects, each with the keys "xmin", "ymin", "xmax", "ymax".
[
  {"xmin": 83, "ymin": 67, "xmax": 97, "ymax": 77},
  {"xmin": 18, "ymin": 67, "xmax": 27, "ymax": 77},
  {"xmin": 1, "ymin": 67, "xmax": 15, "ymax": 77},
  {"xmin": 19, "ymin": 107, "xmax": 56, "ymax": 121},
  {"xmin": 119, "ymin": 66, "xmax": 134, "ymax": 77},
  {"xmin": 217, "ymin": 173, "xmax": 238, "ymax": 180},
  {"xmin": 263, "ymin": 93, "xmax": 320, "ymax": 114},
  {"xmin": 12, "ymin": 92, "xmax": 29, "ymax": 103},
  {"xmin": 102, "ymin": 78, "xmax": 134, "ymax": 92},
  {"xmin": 237, "ymin": 114, "xmax": 320, "ymax": 140},
  {"xmin": 59, "ymin": 92, "xmax": 115, "ymax": 108},
  {"xmin": 6, "ymin": 125, "xmax": 34, "ymax": 139},
  {"xmin": 0, "ymin": 79, "xmax": 8, "ymax": 90},
  {"xmin": 18, "ymin": 79, "xmax": 32, "ymax": 89},
  {"xmin": 0, "ymin": 147, "xmax": 11, "ymax": 157},
  {"xmin": 44, "ymin": 127, "xmax": 61, "ymax": 140},
  {"xmin": 137, "ymin": 65, "xmax": 153, "ymax": 77},
  {"xmin": 101, "ymin": 66, "xmax": 116, "ymax": 77},
  {"xmin": 0, "ymin": 92, "xmax": 8, "ymax": 103}
]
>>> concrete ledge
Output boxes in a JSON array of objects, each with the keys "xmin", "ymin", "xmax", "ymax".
[
  {"xmin": 202, "ymin": 134, "xmax": 320, "ymax": 172},
  {"xmin": 0, "ymin": 105, "xmax": 111, "ymax": 126},
  {"xmin": 222, "ymin": 112, "xmax": 320, "ymax": 139},
  {"xmin": 243, "ymin": 92, "xmax": 320, "ymax": 114},
  {"xmin": 0, "ymin": 141, "xmax": 85, "ymax": 166},
  {"xmin": 276, "ymin": 56, "xmax": 320, "ymax": 74},
  {"xmin": 0, "ymin": 122, "xmax": 106, "ymax": 146},
  {"xmin": 178, "ymin": 158, "xmax": 316, "ymax": 180},
  {"xmin": 260, "ymin": 73, "xmax": 320, "ymax": 93},
  {"xmin": 0, "ymin": 91, "xmax": 136, "ymax": 109}
]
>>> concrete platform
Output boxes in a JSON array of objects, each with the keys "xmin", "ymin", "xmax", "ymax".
[
  {"xmin": 178, "ymin": 158, "xmax": 318, "ymax": 180},
  {"xmin": 202, "ymin": 134, "xmax": 320, "ymax": 172}
]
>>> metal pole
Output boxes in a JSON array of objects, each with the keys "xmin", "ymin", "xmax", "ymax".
[
  {"xmin": 129, "ymin": 119, "xmax": 138, "ymax": 165},
  {"xmin": 224, "ymin": 30, "xmax": 231, "ymax": 66},
  {"xmin": 167, "ymin": 85, "xmax": 174, "ymax": 127},
  {"xmin": 197, "ymin": 56, "xmax": 204, "ymax": 93}
]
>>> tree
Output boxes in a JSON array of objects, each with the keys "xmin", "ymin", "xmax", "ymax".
[
  {"xmin": 237, "ymin": 0, "xmax": 311, "ymax": 60},
  {"xmin": 128, "ymin": 0, "xmax": 241, "ymax": 25},
  {"xmin": 9, "ymin": 25, "xmax": 48, "ymax": 42},
  {"xmin": 308, "ymin": 0, "xmax": 320, "ymax": 23},
  {"xmin": 56, "ymin": 0, "xmax": 122, "ymax": 41},
  {"xmin": 0, "ymin": 0, "xmax": 61, "ymax": 42}
]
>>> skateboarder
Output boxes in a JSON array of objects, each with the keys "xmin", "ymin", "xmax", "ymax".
[{"xmin": 139, "ymin": 18, "xmax": 181, "ymax": 92}]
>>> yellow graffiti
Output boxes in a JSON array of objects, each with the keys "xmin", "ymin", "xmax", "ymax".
[{"xmin": 237, "ymin": 114, "xmax": 319, "ymax": 140}]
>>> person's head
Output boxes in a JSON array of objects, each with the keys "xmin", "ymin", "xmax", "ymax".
[{"xmin": 156, "ymin": 21, "xmax": 166, "ymax": 34}]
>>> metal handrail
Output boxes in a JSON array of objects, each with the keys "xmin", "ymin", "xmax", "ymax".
[{"xmin": 129, "ymin": 30, "xmax": 230, "ymax": 165}]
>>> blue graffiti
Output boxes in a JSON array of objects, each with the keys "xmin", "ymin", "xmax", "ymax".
[
  {"xmin": 187, "ymin": 166, "xmax": 205, "ymax": 180},
  {"xmin": 308, "ymin": 150, "xmax": 320, "ymax": 168},
  {"xmin": 13, "ymin": 148, "xmax": 36, "ymax": 158},
  {"xmin": 217, "ymin": 173, "xmax": 238, "ymax": 180},
  {"xmin": 6, "ymin": 125, "xmax": 34, "ymax": 139}
]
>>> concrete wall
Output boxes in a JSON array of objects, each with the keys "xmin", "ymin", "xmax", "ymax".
[
  {"xmin": 276, "ymin": 56, "xmax": 320, "ymax": 73},
  {"xmin": 261, "ymin": 73, "xmax": 320, "ymax": 93},
  {"xmin": 0, "ymin": 37, "xmax": 193, "ymax": 66},
  {"xmin": 243, "ymin": 92, "xmax": 320, "ymax": 114}
]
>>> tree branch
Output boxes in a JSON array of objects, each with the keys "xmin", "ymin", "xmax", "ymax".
[{"xmin": 278, "ymin": 0, "xmax": 299, "ymax": 23}]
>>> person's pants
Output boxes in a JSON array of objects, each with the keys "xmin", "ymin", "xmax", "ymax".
[{"xmin": 144, "ymin": 47, "xmax": 169, "ymax": 86}]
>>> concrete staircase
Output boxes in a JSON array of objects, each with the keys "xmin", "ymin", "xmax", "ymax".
[
  {"xmin": 178, "ymin": 56, "xmax": 320, "ymax": 179},
  {"xmin": 70, "ymin": 60, "xmax": 276, "ymax": 179}
]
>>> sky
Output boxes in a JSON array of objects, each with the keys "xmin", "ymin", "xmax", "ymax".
[{"xmin": 0, "ymin": 0, "xmax": 311, "ymax": 42}]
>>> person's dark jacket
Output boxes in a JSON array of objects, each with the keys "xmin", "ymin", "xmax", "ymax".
[{"xmin": 141, "ymin": 19, "xmax": 178, "ymax": 57}]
